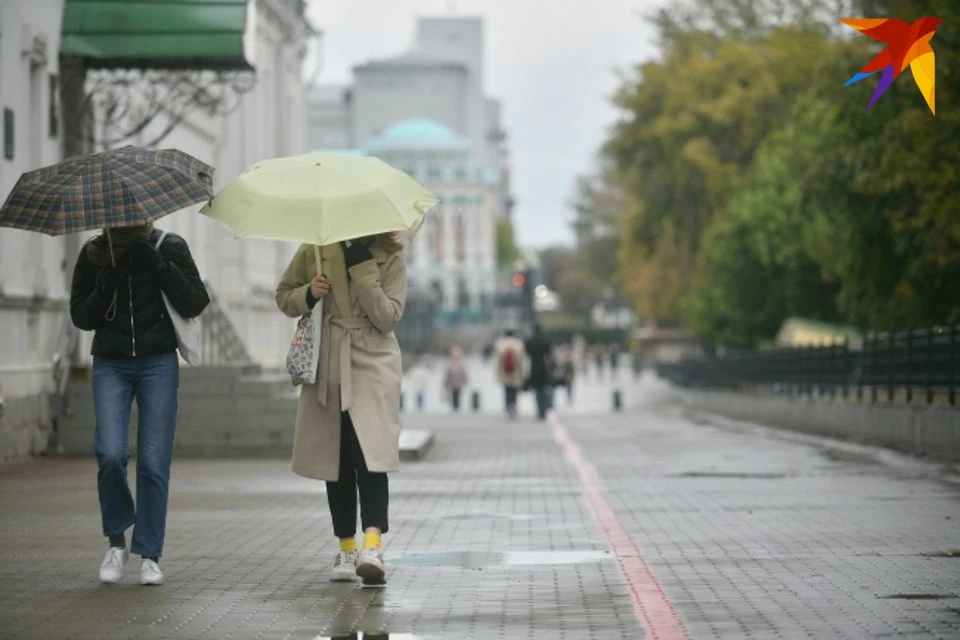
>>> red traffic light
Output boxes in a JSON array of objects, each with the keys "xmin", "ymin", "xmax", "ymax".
[{"xmin": 511, "ymin": 273, "xmax": 526, "ymax": 288}]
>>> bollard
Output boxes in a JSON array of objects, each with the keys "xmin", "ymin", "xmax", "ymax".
[
  {"xmin": 399, "ymin": 393, "xmax": 404, "ymax": 411},
  {"xmin": 472, "ymin": 390, "xmax": 481, "ymax": 412},
  {"xmin": 612, "ymin": 389, "xmax": 622, "ymax": 411}
]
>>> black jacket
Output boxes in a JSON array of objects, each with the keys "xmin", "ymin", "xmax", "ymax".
[
  {"xmin": 70, "ymin": 228, "xmax": 210, "ymax": 359},
  {"xmin": 524, "ymin": 334, "xmax": 554, "ymax": 388}
]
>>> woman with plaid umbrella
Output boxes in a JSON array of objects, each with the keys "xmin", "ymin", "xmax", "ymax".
[
  {"xmin": 71, "ymin": 223, "xmax": 209, "ymax": 586},
  {"xmin": 1, "ymin": 146, "xmax": 214, "ymax": 586}
]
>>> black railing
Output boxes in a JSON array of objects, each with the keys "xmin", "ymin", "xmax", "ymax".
[
  {"xmin": 395, "ymin": 287, "xmax": 438, "ymax": 356},
  {"xmin": 656, "ymin": 324, "xmax": 958, "ymax": 406}
]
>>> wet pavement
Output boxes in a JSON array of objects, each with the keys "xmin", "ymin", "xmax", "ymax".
[{"xmin": 1, "ymin": 368, "xmax": 959, "ymax": 639}]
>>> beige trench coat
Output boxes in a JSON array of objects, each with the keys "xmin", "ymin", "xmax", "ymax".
[{"xmin": 275, "ymin": 241, "xmax": 406, "ymax": 481}]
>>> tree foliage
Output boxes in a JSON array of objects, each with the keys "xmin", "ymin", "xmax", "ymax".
[
  {"xmin": 495, "ymin": 218, "xmax": 520, "ymax": 270},
  {"xmin": 597, "ymin": 0, "xmax": 960, "ymax": 346}
]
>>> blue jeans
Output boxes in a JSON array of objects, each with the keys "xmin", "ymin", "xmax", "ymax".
[
  {"xmin": 534, "ymin": 386, "xmax": 553, "ymax": 420},
  {"xmin": 92, "ymin": 353, "xmax": 179, "ymax": 558}
]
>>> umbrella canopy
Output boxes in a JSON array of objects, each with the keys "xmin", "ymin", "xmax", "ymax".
[
  {"xmin": 200, "ymin": 152, "xmax": 438, "ymax": 246},
  {"xmin": 0, "ymin": 145, "xmax": 214, "ymax": 235}
]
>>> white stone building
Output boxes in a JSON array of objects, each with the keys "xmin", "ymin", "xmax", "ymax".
[
  {"xmin": 0, "ymin": 0, "xmax": 313, "ymax": 461},
  {"xmin": 305, "ymin": 16, "xmax": 512, "ymax": 327},
  {"xmin": 0, "ymin": 0, "xmax": 70, "ymax": 461},
  {"xmin": 366, "ymin": 118, "xmax": 499, "ymax": 325}
]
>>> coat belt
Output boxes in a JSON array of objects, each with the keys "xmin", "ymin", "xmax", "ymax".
[{"xmin": 315, "ymin": 314, "xmax": 375, "ymax": 410}]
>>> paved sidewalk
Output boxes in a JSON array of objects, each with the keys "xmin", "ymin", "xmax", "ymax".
[{"xmin": 1, "ymin": 373, "xmax": 959, "ymax": 639}]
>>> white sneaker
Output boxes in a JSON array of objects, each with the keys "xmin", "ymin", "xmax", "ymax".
[
  {"xmin": 331, "ymin": 550, "xmax": 359, "ymax": 582},
  {"xmin": 140, "ymin": 559, "xmax": 164, "ymax": 586},
  {"xmin": 99, "ymin": 547, "xmax": 129, "ymax": 584},
  {"xmin": 356, "ymin": 548, "xmax": 385, "ymax": 584}
]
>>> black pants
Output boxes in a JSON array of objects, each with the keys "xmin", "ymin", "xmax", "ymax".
[
  {"xmin": 451, "ymin": 388, "xmax": 462, "ymax": 411},
  {"xmin": 325, "ymin": 411, "xmax": 389, "ymax": 538},
  {"xmin": 504, "ymin": 386, "xmax": 519, "ymax": 411}
]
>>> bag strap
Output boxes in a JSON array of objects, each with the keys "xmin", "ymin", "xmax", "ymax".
[{"xmin": 155, "ymin": 231, "xmax": 169, "ymax": 250}]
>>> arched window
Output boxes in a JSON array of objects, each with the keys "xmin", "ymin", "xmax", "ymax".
[
  {"xmin": 435, "ymin": 212, "xmax": 445, "ymax": 261},
  {"xmin": 454, "ymin": 212, "xmax": 466, "ymax": 263}
]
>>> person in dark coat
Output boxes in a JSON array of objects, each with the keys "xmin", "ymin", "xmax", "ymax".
[
  {"xmin": 524, "ymin": 323, "xmax": 554, "ymax": 420},
  {"xmin": 70, "ymin": 223, "xmax": 209, "ymax": 587}
]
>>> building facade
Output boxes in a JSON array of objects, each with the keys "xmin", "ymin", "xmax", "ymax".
[
  {"xmin": 0, "ymin": 0, "xmax": 312, "ymax": 461},
  {"xmin": 366, "ymin": 118, "xmax": 498, "ymax": 325},
  {"xmin": 305, "ymin": 16, "xmax": 512, "ymax": 327},
  {"xmin": 0, "ymin": 0, "xmax": 69, "ymax": 461}
]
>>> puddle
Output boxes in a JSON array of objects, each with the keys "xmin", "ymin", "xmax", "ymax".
[
  {"xmin": 673, "ymin": 471, "xmax": 788, "ymax": 479},
  {"xmin": 433, "ymin": 513, "xmax": 535, "ymax": 522},
  {"xmin": 878, "ymin": 593, "xmax": 957, "ymax": 600},
  {"xmin": 391, "ymin": 549, "xmax": 612, "ymax": 568},
  {"xmin": 819, "ymin": 448, "xmax": 882, "ymax": 466},
  {"xmin": 315, "ymin": 635, "xmax": 420, "ymax": 640},
  {"xmin": 920, "ymin": 550, "xmax": 960, "ymax": 558}
]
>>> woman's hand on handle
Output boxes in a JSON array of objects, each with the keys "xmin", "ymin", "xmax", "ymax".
[{"xmin": 310, "ymin": 275, "xmax": 330, "ymax": 299}]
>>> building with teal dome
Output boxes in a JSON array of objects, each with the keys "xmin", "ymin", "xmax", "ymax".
[
  {"xmin": 306, "ymin": 17, "xmax": 512, "ymax": 331},
  {"xmin": 366, "ymin": 119, "xmax": 470, "ymax": 152}
]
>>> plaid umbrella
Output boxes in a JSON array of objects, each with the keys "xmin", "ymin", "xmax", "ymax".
[{"xmin": 0, "ymin": 145, "xmax": 215, "ymax": 235}]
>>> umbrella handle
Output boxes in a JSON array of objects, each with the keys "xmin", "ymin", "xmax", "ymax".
[
  {"xmin": 314, "ymin": 245, "xmax": 323, "ymax": 277},
  {"xmin": 104, "ymin": 229, "xmax": 118, "ymax": 322},
  {"xmin": 105, "ymin": 229, "xmax": 117, "ymax": 266}
]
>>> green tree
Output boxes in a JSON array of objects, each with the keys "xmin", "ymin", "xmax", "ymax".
[
  {"xmin": 800, "ymin": 0, "xmax": 960, "ymax": 330},
  {"xmin": 607, "ymin": 21, "xmax": 841, "ymax": 323},
  {"xmin": 685, "ymin": 95, "xmax": 843, "ymax": 347},
  {"xmin": 495, "ymin": 218, "xmax": 520, "ymax": 270}
]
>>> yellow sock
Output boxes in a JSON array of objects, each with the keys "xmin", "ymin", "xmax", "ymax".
[
  {"xmin": 339, "ymin": 537, "xmax": 357, "ymax": 553},
  {"xmin": 363, "ymin": 531, "xmax": 382, "ymax": 549}
]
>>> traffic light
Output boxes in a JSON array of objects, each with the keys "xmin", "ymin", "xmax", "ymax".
[{"xmin": 511, "ymin": 272, "xmax": 526, "ymax": 288}]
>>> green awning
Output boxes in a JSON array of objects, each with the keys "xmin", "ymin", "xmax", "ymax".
[{"xmin": 61, "ymin": 0, "xmax": 252, "ymax": 70}]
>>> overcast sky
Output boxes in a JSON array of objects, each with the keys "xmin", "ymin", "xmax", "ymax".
[{"xmin": 305, "ymin": 0, "xmax": 661, "ymax": 249}]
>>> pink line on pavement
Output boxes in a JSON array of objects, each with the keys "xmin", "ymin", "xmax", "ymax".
[{"xmin": 548, "ymin": 411, "xmax": 689, "ymax": 640}]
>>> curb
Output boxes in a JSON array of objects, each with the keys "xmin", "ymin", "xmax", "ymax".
[{"xmin": 399, "ymin": 429, "xmax": 435, "ymax": 460}]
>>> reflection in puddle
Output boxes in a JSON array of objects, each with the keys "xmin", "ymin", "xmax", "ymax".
[
  {"xmin": 315, "ymin": 635, "xmax": 420, "ymax": 640},
  {"xmin": 391, "ymin": 549, "xmax": 611, "ymax": 568},
  {"xmin": 878, "ymin": 593, "xmax": 957, "ymax": 600},
  {"xmin": 435, "ymin": 512, "xmax": 535, "ymax": 521}
]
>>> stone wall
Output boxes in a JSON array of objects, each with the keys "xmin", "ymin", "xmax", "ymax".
[
  {"xmin": 55, "ymin": 365, "xmax": 299, "ymax": 458},
  {"xmin": 681, "ymin": 389, "xmax": 960, "ymax": 463}
]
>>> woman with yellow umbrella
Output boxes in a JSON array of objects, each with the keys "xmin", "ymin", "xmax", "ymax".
[{"xmin": 202, "ymin": 152, "xmax": 436, "ymax": 586}]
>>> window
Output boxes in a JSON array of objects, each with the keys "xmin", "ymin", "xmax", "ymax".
[
  {"xmin": 426, "ymin": 166, "xmax": 442, "ymax": 181},
  {"xmin": 48, "ymin": 74, "xmax": 59, "ymax": 138},
  {"xmin": 3, "ymin": 109, "xmax": 13, "ymax": 160},
  {"xmin": 455, "ymin": 215, "xmax": 466, "ymax": 263}
]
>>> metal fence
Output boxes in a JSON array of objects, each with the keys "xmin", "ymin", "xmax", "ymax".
[
  {"xmin": 395, "ymin": 286, "xmax": 438, "ymax": 356},
  {"xmin": 656, "ymin": 324, "xmax": 958, "ymax": 406}
]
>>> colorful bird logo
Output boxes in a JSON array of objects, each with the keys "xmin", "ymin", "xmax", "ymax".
[{"xmin": 840, "ymin": 17, "xmax": 941, "ymax": 116}]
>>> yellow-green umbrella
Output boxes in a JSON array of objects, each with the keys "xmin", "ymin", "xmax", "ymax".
[{"xmin": 200, "ymin": 152, "xmax": 438, "ymax": 245}]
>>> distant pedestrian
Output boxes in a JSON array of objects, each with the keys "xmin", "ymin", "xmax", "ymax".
[
  {"xmin": 524, "ymin": 324, "xmax": 554, "ymax": 420},
  {"xmin": 495, "ymin": 329, "xmax": 526, "ymax": 419},
  {"xmin": 70, "ymin": 223, "xmax": 209, "ymax": 586},
  {"xmin": 594, "ymin": 346, "xmax": 605, "ymax": 380},
  {"xmin": 610, "ymin": 343, "xmax": 621, "ymax": 378},
  {"xmin": 408, "ymin": 360, "xmax": 429, "ymax": 411},
  {"xmin": 444, "ymin": 346, "xmax": 469, "ymax": 412},
  {"xmin": 275, "ymin": 231, "xmax": 407, "ymax": 586},
  {"xmin": 632, "ymin": 349, "xmax": 643, "ymax": 380}
]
